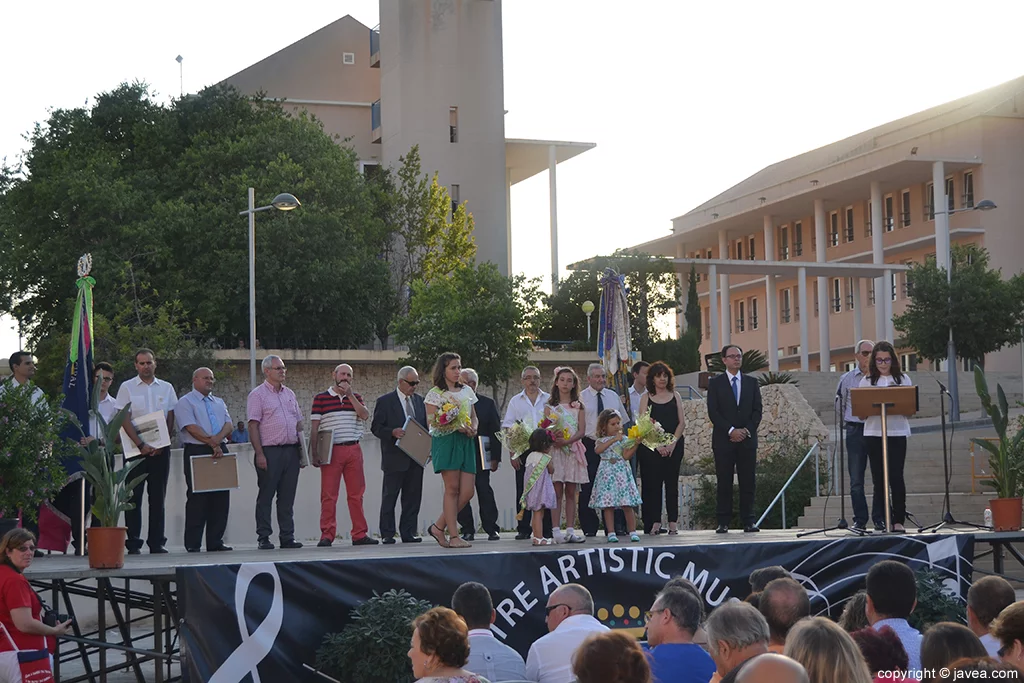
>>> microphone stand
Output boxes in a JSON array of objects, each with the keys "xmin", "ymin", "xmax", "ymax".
[
  {"xmin": 799, "ymin": 384, "xmax": 864, "ymax": 537},
  {"xmin": 920, "ymin": 379, "xmax": 988, "ymax": 532}
]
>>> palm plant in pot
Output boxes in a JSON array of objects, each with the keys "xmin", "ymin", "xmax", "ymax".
[{"xmin": 972, "ymin": 366, "xmax": 1024, "ymax": 530}]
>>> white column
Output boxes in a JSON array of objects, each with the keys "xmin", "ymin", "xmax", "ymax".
[
  {"xmin": 505, "ymin": 167, "xmax": 513, "ymax": 277},
  {"xmin": 676, "ymin": 242, "xmax": 686, "ymax": 337},
  {"xmin": 718, "ymin": 230, "xmax": 730, "ymax": 346},
  {"xmin": 852, "ymin": 277, "xmax": 863, "ymax": 347},
  {"xmin": 814, "ymin": 199, "xmax": 830, "ymax": 371},
  {"xmin": 798, "ymin": 266, "xmax": 810, "ymax": 372},
  {"xmin": 548, "ymin": 145, "xmax": 558, "ymax": 294},
  {"xmin": 884, "ymin": 269, "xmax": 895, "ymax": 343},
  {"xmin": 709, "ymin": 264, "xmax": 720, "ymax": 352},
  {"xmin": 763, "ymin": 215, "xmax": 779, "ymax": 371},
  {"xmin": 871, "ymin": 181, "xmax": 885, "ymax": 340}
]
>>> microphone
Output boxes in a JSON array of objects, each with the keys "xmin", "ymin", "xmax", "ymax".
[{"xmin": 936, "ymin": 379, "xmax": 950, "ymax": 396}]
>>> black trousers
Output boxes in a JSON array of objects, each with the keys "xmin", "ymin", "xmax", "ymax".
[
  {"xmin": 52, "ymin": 479, "xmax": 91, "ymax": 551},
  {"xmin": 125, "ymin": 446, "xmax": 170, "ymax": 551},
  {"xmin": 380, "ymin": 466, "xmax": 424, "ymax": 540},
  {"xmin": 458, "ymin": 468, "xmax": 499, "ymax": 535},
  {"xmin": 577, "ymin": 437, "xmax": 627, "ymax": 535},
  {"xmin": 638, "ymin": 440, "xmax": 684, "ymax": 533},
  {"xmin": 714, "ymin": 443, "xmax": 757, "ymax": 526},
  {"xmin": 255, "ymin": 444, "xmax": 300, "ymax": 542},
  {"xmin": 865, "ymin": 435, "xmax": 908, "ymax": 526},
  {"xmin": 183, "ymin": 443, "xmax": 231, "ymax": 550},
  {"xmin": 515, "ymin": 459, "xmax": 552, "ymax": 537}
]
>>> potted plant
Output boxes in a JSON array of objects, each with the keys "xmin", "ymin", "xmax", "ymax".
[
  {"xmin": 69, "ymin": 391, "xmax": 147, "ymax": 569},
  {"xmin": 0, "ymin": 383, "xmax": 76, "ymax": 536},
  {"xmin": 972, "ymin": 367, "xmax": 1024, "ymax": 530}
]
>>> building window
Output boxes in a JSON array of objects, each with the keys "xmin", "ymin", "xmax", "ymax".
[
  {"xmin": 813, "ymin": 281, "xmax": 819, "ymax": 317},
  {"xmin": 844, "ymin": 361, "xmax": 856, "ymax": 372},
  {"xmin": 901, "ymin": 190, "xmax": 911, "ymax": 227},
  {"xmin": 884, "ymin": 195, "xmax": 894, "ymax": 232},
  {"xmin": 705, "ymin": 249, "xmax": 712, "ymax": 280},
  {"xmin": 946, "ymin": 177, "xmax": 955, "ymax": 212},
  {"xmin": 868, "ymin": 279, "xmax": 876, "ymax": 306},
  {"xmin": 891, "ymin": 272, "xmax": 897, "ymax": 302},
  {"xmin": 450, "ymin": 184, "xmax": 460, "ymax": 216},
  {"xmin": 865, "ymin": 202, "xmax": 873, "ymax": 237},
  {"xmin": 831, "ymin": 278, "xmax": 842, "ymax": 313},
  {"xmin": 793, "ymin": 222, "xmax": 803, "ymax": 256},
  {"xmin": 963, "ymin": 171, "xmax": 974, "ymax": 208},
  {"xmin": 704, "ymin": 307, "xmax": 710, "ymax": 339},
  {"xmin": 781, "ymin": 289, "xmax": 791, "ymax": 324},
  {"xmin": 925, "ymin": 182, "xmax": 935, "ymax": 220},
  {"xmin": 966, "ymin": 245, "xmax": 977, "ymax": 265},
  {"xmin": 750, "ymin": 298, "xmax": 759, "ymax": 330},
  {"xmin": 779, "ymin": 226, "xmax": 789, "ymax": 260},
  {"xmin": 748, "ymin": 236, "xmax": 756, "ymax": 260},
  {"xmin": 737, "ymin": 301, "xmax": 745, "ymax": 333},
  {"xmin": 829, "ymin": 212, "xmax": 839, "ymax": 247},
  {"xmin": 778, "ymin": 348, "xmax": 785, "ymax": 359},
  {"xmin": 449, "ymin": 107, "xmax": 459, "ymax": 143},
  {"xmin": 844, "ymin": 206, "xmax": 854, "ymax": 242},
  {"xmin": 846, "ymin": 277, "xmax": 855, "ymax": 310},
  {"xmin": 788, "ymin": 345, "xmax": 801, "ymax": 356},
  {"xmin": 901, "ymin": 354, "xmax": 918, "ymax": 371},
  {"xmin": 735, "ymin": 240, "xmax": 743, "ymax": 261}
]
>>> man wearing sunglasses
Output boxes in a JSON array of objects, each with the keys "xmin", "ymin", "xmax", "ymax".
[
  {"xmin": 526, "ymin": 584, "xmax": 608, "ymax": 683},
  {"xmin": 835, "ymin": 340, "xmax": 875, "ymax": 532},
  {"xmin": 371, "ymin": 366, "xmax": 427, "ymax": 544}
]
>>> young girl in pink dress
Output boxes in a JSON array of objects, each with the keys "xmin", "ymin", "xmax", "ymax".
[{"xmin": 544, "ymin": 367, "xmax": 588, "ymax": 544}]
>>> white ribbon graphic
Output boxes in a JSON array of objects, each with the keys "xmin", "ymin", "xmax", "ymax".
[{"xmin": 209, "ymin": 563, "xmax": 284, "ymax": 683}]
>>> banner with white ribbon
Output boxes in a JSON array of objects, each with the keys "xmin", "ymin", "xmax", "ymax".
[{"xmin": 207, "ymin": 563, "xmax": 284, "ymax": 683}]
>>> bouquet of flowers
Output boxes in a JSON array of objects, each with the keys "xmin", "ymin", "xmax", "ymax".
[
  {"xmin": 497, "ymin": 420, "xmax": 532, "ymax": 459},
  {"xmin": 537, "ymin": 416, "xmax": 571, "ymax": 443},
  {"xmin": 625, "ymin": 409, "xmax": 676, "ymax": 450},
  {"xmin": 430, "ymin": 398, "xmax": 471, "ymax": 436}
]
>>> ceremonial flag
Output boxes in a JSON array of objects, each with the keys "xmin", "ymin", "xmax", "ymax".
[{"xmin": 59, "ymin": 254, "xmax": 96, "ymax": 470}]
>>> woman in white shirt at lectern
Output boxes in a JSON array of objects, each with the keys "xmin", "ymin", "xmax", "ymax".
[{"xmin": 858, "ymin": 341, "xmax": 913, "ymax": 534}]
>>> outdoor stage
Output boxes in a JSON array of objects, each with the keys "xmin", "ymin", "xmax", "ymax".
[{"xmin": 25, "ymin": 528, "xmax": 1023, "ymax": 683}]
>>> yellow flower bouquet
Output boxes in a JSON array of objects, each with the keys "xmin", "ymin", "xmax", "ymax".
[
  {"xmin": 625, "ymin": 409, "xmax": 675, "ymax": 450},
  {"xmin": 497, "ymin": 420, "xmax": 532, "ymax": 459},
  {"xmin": 430, "ymin": 398, "xmax": 471, "ymax": 436}
]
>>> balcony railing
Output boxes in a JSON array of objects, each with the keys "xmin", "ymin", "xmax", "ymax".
[
  {"xmin": 736, "ymin": 319, "xmax": 745, "ymax": 333},
  {"xmin": 846, "ymin": 293, "xmax": 854, "ymax": 310},
  {"xmin": 750, "ymin": 315, "xmax": 759, "ymax": 330},
  {"xmin": 831, "ymin": 297, "xmax": 841, "ymax": 313},
  {"xmin": 793, "ymin": 242, "xmax": 803, "ymax": 257},
  {"xmin": 779, "ymin": 245, "xmax": 790, "ymax": 261},
  {"xmin": 795, "ymin": 306, "xmax": 801, "ymax": 322},
  {"xmin": 962, "ymin": 193, "xmax": 974, "ymax": 208},
  {"xmin": 902, "ymin": 281, "xmax": 913, "ymax": 298},
  {"xmin": 781, "ymin": 309, "xmax": 791, "ymax": 324},
  {"xmin": 370, "ymin": 25, "xmax": 380, "ymax": 67},
  {"xmin": 924, "ymin": 203, "xmax": 935, "ymax": 220},
  {"xmin": 900, "ymin": 211, "xmax": 911, "ymax": 227},
  {"xmin": 868, "ymin": 288, "xmax": 876, "ymax": 305},
  {"xmin": 884, "ymin": 216, "xmax": 894, "ymax": 232},
  {"xmin": 371, "ymin": 99, "xmax": 382, "ymax": 143},
  {"xmin": 865, "ymin": 220, "xmax": 873, "ymax": 238}
]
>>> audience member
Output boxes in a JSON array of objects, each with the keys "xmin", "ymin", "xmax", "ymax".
[
  {"xmin": 749, "ymin": 566, "xmax": 790, "ymax": 593},
  {"xmin": 839, "ymin": 591, "xmax": 871, "ymax": 633},
  {"xmin": 451, "ymin": 582, "xmax": 526, "ymax": 682},
  {"xmin": 920, "ymin": 622, "xmax": 987, "ymax": 677},
  {"xmin": 850, "ymin": 626, "xmax": 908, "ymax": 680},
  {"xmin": 643, "ymin": 587, "xmax": 716, "ymax": 683},
  {"xmin": 734, "ymin": 653, "xmax": 809, "ymax": 683},
  {"xmin": 525, "ymin": 584, "xmax": 608, "ymax": 683},
  {"xmin": 705, "ymin": 602, "xmax": 769, "ymax": 683},
  {"xmin": 989, "ymin": 600, "xmax": 1024, "ymax": 671},
  {"xmin": 759, "ymin": 578, "xmax": 810, "ymax": 653},
  {"xmin": 865, "ymin": 561, "xmax": 922, "ymax": 676},
  {"xmin": 572, "ymin": 631, "xmax": 652, "ymax": 683},
  {"xmin": 948, "ymin": 656, "xmax": 1020, "ymax": 676},
  {"xmin": 743, "ymin": 594, "xmax": 761, "ymax": 610},
  {"xmin": 784, "ymin": 617, "xmax": 872, "ymax": 683},
  {"xmin": 966, "ymin": 576, "xmax": 1016, "ymax": 657},
  {"xmin": 408, "ymin": 607, "xmax": 484, "ymax": 682},
  {"xmin": 665, "ymin": 577, "xmax": 709, "ymax": 645}
]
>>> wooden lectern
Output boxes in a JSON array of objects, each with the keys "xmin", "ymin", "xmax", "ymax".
[{"xmin": 850, "ymin": 385, "xmax": 919, "ymax": 532}]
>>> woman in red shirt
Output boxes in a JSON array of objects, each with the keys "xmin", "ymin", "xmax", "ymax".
[{"xmin": 0, "ymin": 529, "xmax": 71, "ymax": 682}]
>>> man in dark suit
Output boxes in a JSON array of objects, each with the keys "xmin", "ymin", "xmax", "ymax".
[
  {"xmin": 706, "ymin": 345, "xmax": 763, "ymax": 534},
  {"xmin": 458, "ymin": 369, "xmax": 502, "ymax": 541},
  {"xmin": 370, "ymin": 366, "xmax": 427, "ymax": 544}
]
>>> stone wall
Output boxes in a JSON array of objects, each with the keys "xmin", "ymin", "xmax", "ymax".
[{"xmin": 681, "ymin": 384, "xmax": 829, "ymax": 465}]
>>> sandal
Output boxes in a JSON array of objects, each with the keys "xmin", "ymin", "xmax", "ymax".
[
  {"xmin": 532, "ymin": 536, "xmax": 553, "ymax": 546},
  {"xmin": 650, "ymin": 524, "xmax": 662, "ymax": 535},
  {"xmin": 668, "ymin": 523, "xmax": 679, "ymax": 536},
  {"xmin": 428, "ymin": 524, "xmax": 449, "ymax": 548},
  {"xmin": 447, "ymin": 537, "xmax": 472, "ymax": 548}
]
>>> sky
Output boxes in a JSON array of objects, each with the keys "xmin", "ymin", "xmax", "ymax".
[{"xmin": 3, "ymin": 0, "xmax": 1024, "ymax": 360}]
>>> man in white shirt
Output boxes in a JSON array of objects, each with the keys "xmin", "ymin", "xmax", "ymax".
[
  {"xmin": 84, "ymin": 362, "xmax": 120, "ymax": 445},
  {"xmin": 115, "ymin": 348, "xmax": 177, "ymax": 555},
  {"xmin": 578, "ymin": 363, "xmax": 626, "ymax": 537},
  {"xmin": 866, "ymin": 560, "xmax": 923, "ymax": 676},
  {"xmin": 502, "ymin": 366, "xmax": 552, "ymax": 540},
  {"xmin": 4, "ymin": 352, "xmax": 44, "ymax": 404},
  {"xmin": 835, "ymin": 340, "xmax": 874, "ymax": 531},
  {"xmin": 967, "ymin": 576, "xmax": 1016, "ymax": 657},
  {"xmin": 625, "ymin": 360, "xmax": 649, "ymax": 424},
  {"xmin": 452, "ymin": 581, "xmax": 526, "ymax": 682},
  {"xmin": 526, "ymin": 584, "xmax": 608, "ymax": 683}
]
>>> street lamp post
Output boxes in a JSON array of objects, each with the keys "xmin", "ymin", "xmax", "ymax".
[
  {"xmin": 933, "ymin": 198, "xmax": 996, "ymax": 422},
  {"xmin": 582, "ymin": 300, "xmax": 595, "ymax": 343},
  {"xmin": 239, "ymin": 189, "xmax": 301, "ymax": 388}
]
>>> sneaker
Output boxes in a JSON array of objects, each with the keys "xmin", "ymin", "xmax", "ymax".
[
  {"xmin": 552, "ymin": 528, "xmax": 566, "ymax": 544},
  {"xmin": 607, "ymin": 534, "xmax": 619, "ymax": 543},
  {"xmin": 630, "ymin": 533, "xmax": 641, "ymax": 542},
  {"xmin": 566, "ymin": 530, "xmax": 586, "ymax": 544}
]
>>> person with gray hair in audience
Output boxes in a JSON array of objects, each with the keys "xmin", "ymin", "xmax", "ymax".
[
  {"xmin": 705, "ymin": 602, "xmax": 770, "ymax": 683},
  {"xmin": 451, "ymin": 581, "xmax": 526, "ymax": 682},
  {"xmin": 759, "ymin": 578, "xmax": 810, "ymax": 653},
  {"xmin": 371, "ymin": 365, "xmax": 428, "ymax": 544},
  {"xmin": 526, "ymin": 583, "xmax": 608, "ymax": 683},
  {"xmin": 642, "ymin": 587, "xmax": 716, "ymax": 683},
  {"xmin": 966, "ymin": 575, "xmax": 1016, "ymax": 656}
]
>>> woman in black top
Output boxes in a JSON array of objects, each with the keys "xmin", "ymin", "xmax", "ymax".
[{"xmin": 637, "ymin": 361, "xmax": 686, "ymax": 535}]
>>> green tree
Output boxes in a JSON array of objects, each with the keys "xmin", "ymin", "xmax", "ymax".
[
  {"xmin": 894, "ymin": 246, "xmax": 1024, "ymax": 367},
  {"xmin": 393, "ymin": 264, "xmax": 538, "ymax": 403},
  {"xmin": 685, "ymin": 266, "xmax": 701, "ymax": 338},
  {"xmin": 0, "ymin": 82, "xmax": 393, "ymax": 351},
  {"xmin": 536, "ymin": 271, "xmax": 602, "ymax": 345}
]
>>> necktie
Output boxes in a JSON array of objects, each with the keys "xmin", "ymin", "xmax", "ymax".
[
  {"xmin": 597, "ymin": 390, "xmax": 605, "ymax": 414},
  {"xmin": 405, "ymin": 395, "xmax": 415, "ymax": 419},
  {"xmin": 732, "ymin": 376, "xmax": 740, "ymax": 405},
  {"xmin": 203, "ymin": 395, "xmax": 220, "ymax": 437}
]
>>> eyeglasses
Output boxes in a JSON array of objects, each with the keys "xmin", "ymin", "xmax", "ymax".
[
  {"xmin": 15, "ymin": 545, "xmax": 36, "ymax": 553},
  {"xmin": 523, "ymin": 376, "xmax": 541, "ymax": 381},
  {"xmin": 724, "ymin": 354, "xmax": 742, "ymax": 359},
  {"xmin": 545, "ymin": 603, "xmax": 570, "ymax": 615},
  {"xmin": 403, "ymin": 379, "xmax": 420, "ymax": 386},
  {"xmin": 875, "ymin": 358, "xmax": 892, "ymax": 365},
  {"xmin": 644, "ymin": 608, "xmax": 668, "ymax": 621},
  {"xmin": 270, "ymin": 366, "xmax": 286, "ymax": 371},
  {"xmin": 859, "ymin": 351, "xmax": 872, "ymax": 357},
  {"xmin": 97, "ymin": 376, "xmax": 114, "ymax": 382}
]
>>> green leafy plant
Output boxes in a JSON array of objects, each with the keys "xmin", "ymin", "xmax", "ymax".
[
  {"xmin": 315, "ymin": 589, "xmax": 433, "ymax": 683},
  {"xmin": 758, "ymin": 371, "xmax": 797, "ymax": 386},
  {"xmin": 972, "ymin": 366, "xmax": 1024, "ymax": 499},
  {"xmin": 707, "ymin": 349, "xmax": 769, "ymax": 374},
  {"xmin": 0, "ymin": 384, "xmax": 76, "ymax": 520},
  {"xmin": 908, "ymin": 569, "xmax": 966, "ymax": 631}
]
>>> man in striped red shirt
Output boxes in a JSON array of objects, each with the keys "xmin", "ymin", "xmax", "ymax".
[{"xmin": 311, "ymin": 364, "xmax": 378, "ymax": 546}]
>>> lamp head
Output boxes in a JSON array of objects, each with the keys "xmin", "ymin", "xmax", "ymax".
[
  {"xmin": 974, "ymin": 199, "xmax": 997, "ymax": 212},
  {"xmin": 271, "ymin": 193, "xmax": 301, "ymax": 211},
  {"xmin": 581, "ymin": 300, "xmax": 595, "ymax": 315}
]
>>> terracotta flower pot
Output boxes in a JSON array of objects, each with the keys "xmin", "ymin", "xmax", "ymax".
[
  {"xmin": 87, "ymin": 527, "xmax": 128, "ymax": 569},
  {"xmin": 989, "ymin": 498, "xmax": 1023, "ymax": 532}
]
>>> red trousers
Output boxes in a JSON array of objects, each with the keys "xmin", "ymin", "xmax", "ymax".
[{"xmin": 319, "ymin": 443, "xmax": 368, "ymax": 541}]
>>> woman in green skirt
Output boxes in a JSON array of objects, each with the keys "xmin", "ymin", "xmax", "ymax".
[{"xmin": 425, "ymin": 352, "xmax": 479, "ymax": 548}]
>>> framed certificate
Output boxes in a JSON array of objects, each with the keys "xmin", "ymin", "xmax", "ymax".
[
  {"xmin": 316, "ymin": 429, "xmax": 335, "ymax": 465},
  {"xmin": 396, "ymin": 417, "xmax": 431, "ymax": 467},
  {"xmin": 121, "ymin": 411, "xmax": 172, "ymax": 459},
  {"xmin": 190, "ymin": 454, "xmax": 240, "ymax": 493}
]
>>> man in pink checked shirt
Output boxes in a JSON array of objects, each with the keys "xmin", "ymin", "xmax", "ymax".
[{"xmin": 247, "ymin": 355, "xmax": 305, "ymax": 550}]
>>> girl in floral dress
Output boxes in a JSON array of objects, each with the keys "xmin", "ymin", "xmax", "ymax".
[
  {"xmin": 590, "ymin": 410, "xmax": 641, "ymax": 542},
  {"xmin": 544, "ymin": 367, "xmax": 588, "ymax": 544}
]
